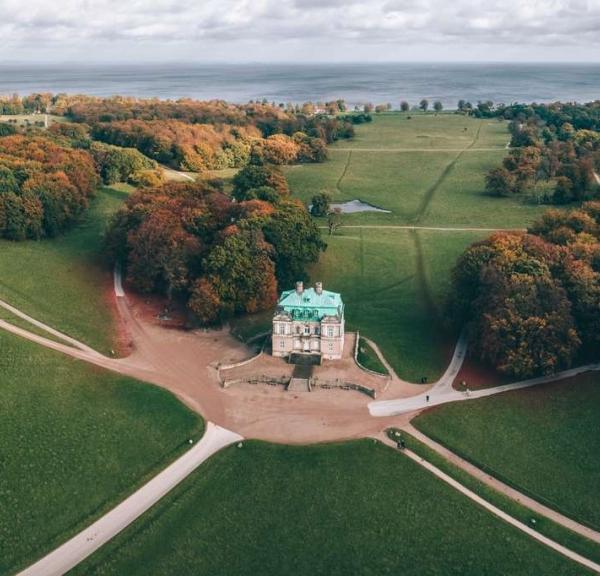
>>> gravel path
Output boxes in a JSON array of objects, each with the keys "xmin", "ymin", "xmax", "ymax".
[
  {"xmin": 378, "ymin": 434, "xmax": 600, "ymax": 575},
  {"xmin": 17, "ymin": 423, "xmax": 243, "ymax": 576}
]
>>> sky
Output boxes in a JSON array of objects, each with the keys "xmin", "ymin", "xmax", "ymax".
[{"xmin": 1, "ymin": 0, "xmax": 600, "ymax": 63}]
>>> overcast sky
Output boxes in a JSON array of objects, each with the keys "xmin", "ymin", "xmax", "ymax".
[{"xmin": 1, "ymin": 0, "xmax": 599, "ymax": 63}]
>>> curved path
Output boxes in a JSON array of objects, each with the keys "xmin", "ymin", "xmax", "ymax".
[
  {"xmin": 17, "ymin": 423, "xmax": 243, "ymax": 576},
  {"xmin": 378, "ymin": 435, "xmax": 600, "ymax": 575},
  {"xmin": 3, "ymin": 270, "xmax": 600, "ymax": 574},
  {"xmin": 0, "ymin": 298, "xmax": 101, "ymax": 356}
]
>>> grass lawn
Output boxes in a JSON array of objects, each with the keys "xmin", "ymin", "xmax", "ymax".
[
  {"xmin": 413, "ymin": 373, "xmax": 600, "ymax": 529},
  {"xmin": 0, "ymin": 184, "xmax": 131, "ymax": 354},
  {"xmin": 284, "ymin": 113, "xmax": 552, "ymax": 228},
  {"xmin": 308, "ymin": 228, "xmax": 486, "ymax": 382},
  {"xmin": 356, "ymin": 336, "xmax": 388, "ymax": 374},
  {"xmin": 74, "ymin": 440, "xmax": 588, "ymax": 576},
  {"xmin": 330, "ymin": 112, "xmax": 506, "ymax": 150},
  {"xmin": 0, "ymin": 331, "xmax": 204, "ymax": 575}
]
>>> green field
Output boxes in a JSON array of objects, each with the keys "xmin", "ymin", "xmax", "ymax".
[
  {"xmin": 74, "ymin": 440, "xmax": 587, "ymax": 576},
  {"xmin": 307, "ymin": 227, "xmax": 486, "ymax": 381},
  {"xmin": 413, "ymin": 373, "xmax": 600, "ymax": 529},
  {"xmin": 356, "ymin": 336, "xmax": 388, "ymax": 374},
  {"xmin": 0, "ymin": 184, "xmax": 131, "ymax": 354},
  {"xmin": 0, "ymin": 330, "xmax": 204, "ymax": 575}
]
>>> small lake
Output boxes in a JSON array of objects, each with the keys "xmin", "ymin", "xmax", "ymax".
[{"xmin": 331, "ymin": 200, "xmax": 391, "ymax": 214}]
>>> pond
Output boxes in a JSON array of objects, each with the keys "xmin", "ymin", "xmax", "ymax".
[{"xmin": 330, "ymin": 199, "xmax": 391, "ymax": 214}]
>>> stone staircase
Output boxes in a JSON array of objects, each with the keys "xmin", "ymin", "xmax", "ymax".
[{"xmin": 287, "ymin": 377, "xmax": 311, "ymax": 392}]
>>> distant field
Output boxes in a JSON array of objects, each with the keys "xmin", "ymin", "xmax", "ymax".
[
  {"xmin": 75, "ymin": 440, "xmax": 585, "ymax": 576},
  {"xmin": 414, "ymin": 373, "xmax": 600, "ymax": 529},
  {"xmin": 0, "ymin": 330, "xmax": 203, "ymax": 575},
  {"xmin": 285, "ymin": 113, "xmax": 550, "ymax": 229},
  {"xmin": 331, "ymin": 113, "xmax": 507, "ymax": 150},
  {"xmin": 0, "ymin": 184, "xmax": 132, "ymax": 353}
]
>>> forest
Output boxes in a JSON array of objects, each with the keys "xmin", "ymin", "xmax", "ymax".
[
  {"xmin": 451, "ymin": 202, "xmax": 600, "ymax": 378},
  {"xmin": 480, "ymin": 101, "xmax": 600, "ymax": 204},
  {"xmin": 104, "ymin": 165, "xmax": 325, "ymax": 324},
  {"xmin": 0, "ymin": 134, "xmax": 97, "ymax": 240}
]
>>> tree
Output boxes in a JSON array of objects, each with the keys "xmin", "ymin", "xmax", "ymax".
[
  {"xmin": 310, "ymin": 192, "xmax": 331, "ymax": 217},
  {"xmin": 419, "ymin": 99, "xmax": 429, "ymax": 112},
  {"xmin": 327, "ymin": 208, "xmax": 342, "ymax": 236},
  {"xmin": 433, "ymin": 101, "xmax": 443, "ymax": 113},
  {"xmin": 400, "ymin": 101, "xmax": 410, "ymax": 112},
  {"xmin": 263, "ymin": 199, "xmax": 327, "ymax": 287},
  {"xmin": 232, "ymin": 165, "xmax": 289, "ymax": 201},
  {"xmin": 485, "ymin": 167, "xmax": 516, "ymax": 197},
  {"xmin": 0, "ymin": 123, "xmax": 17, "ymax": 137}
]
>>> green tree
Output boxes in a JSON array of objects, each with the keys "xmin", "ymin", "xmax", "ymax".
[
  {"xmin": 310, "ymin": 192, "xmax": 331, "ymax": 217},
  {"xmin": 263, "ymin": 200, "xmax": 326, "ymax": 287},
  {"xmin": 433, "ymin": 101, "xmax": 443, "ymax": 113},
  {"xmin": 419, "ymin": 99, "xmax": 429, "ymax": 112}
]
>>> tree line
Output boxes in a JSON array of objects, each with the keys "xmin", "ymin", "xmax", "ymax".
[
  {"xmin": 450, "ymin": 202, "xmax": 600, "ymax": 378},
  {"xmin": 105, "ymin": 164, "xmax": 325, "ymax": 324},
  {"xmin": 483, "ymin": 101, "xmax": 600, "ymax": 204}
]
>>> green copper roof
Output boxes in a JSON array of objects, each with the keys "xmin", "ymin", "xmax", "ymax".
[{"xmin": 278, "ymin": 286, "xmax": 343, "ymax": 321}]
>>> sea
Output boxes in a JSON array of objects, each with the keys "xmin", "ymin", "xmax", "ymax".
[{"xmin": 0, "ymin": 62, "xmax": 599, "ymax": 108}]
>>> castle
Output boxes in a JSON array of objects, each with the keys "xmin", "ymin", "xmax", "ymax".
[{"xmin": 272, "ymin": 281, "xmax": 345, "ymax": 360}]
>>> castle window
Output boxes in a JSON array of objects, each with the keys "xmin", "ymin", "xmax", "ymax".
[
  {"xmin": 304, "ymin": 326, "xmax": 310, "ymax": 335},
  {"xmin": 327, "ymin": 327, "xmax": 334, "ymax": 337},
  {"xmin": 280, "ymin": 340, "xmax": 285, "ymax": 348}
]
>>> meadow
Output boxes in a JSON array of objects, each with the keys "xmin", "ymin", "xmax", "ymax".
[
  {"xmin": 308, "ymin": 228, "xmax": 486, "ymax": 382},
  {"xmin": 0, "ymin": 330, "xmax": 203, "ymax": 575},
  {"xmin": 279, "ymin": 113, "xmax": 561, "ymax": 380},
  {"xmin": 73, "ymin": 440, "xmax": 587, "ymax": 576},
  {"xmin": 413, "ymin": 373, "xmax": 600, "ymax": 529}
]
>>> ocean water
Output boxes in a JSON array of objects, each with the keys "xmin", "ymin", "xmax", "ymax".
[{"xmin": 0, "ymin": 63, "xmax": 598, "ymax": 108}]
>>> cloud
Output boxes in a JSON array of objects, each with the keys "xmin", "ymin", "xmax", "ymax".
[{"xmin": 0, "ymin": 0, "xmax": 599, "ymax": 60}]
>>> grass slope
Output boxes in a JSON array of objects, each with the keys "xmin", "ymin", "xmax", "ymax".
[
  {"xmin": 356, "ymin": 337, "xmax": 388, "ymax": 375},
  {"xmin": 0, "ymin": 331, "xmax": 204, "ymax": 574},
  {"xmin": 0, "ymin": 185, "xmax": 131, "ymax": 354},
  {"xmin": 413, "ymin": 373, "xmax": 600, "ymax": 529},
  {"xmin": 75, "ymin": 440, "xmax": 587, "ymax": 576},
  {"xmin": 308, "ymin": 228, "xmax": 486, "ymax": 381}
]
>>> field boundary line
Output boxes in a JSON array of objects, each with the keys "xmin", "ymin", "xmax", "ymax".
[
  {"xmin": 331, "ymin": 147, "xmax": 507, "ymax": 152},
  {"xmin": 411, "ymin": 120, "xmax": 483, "ymax": 223},
  {"xmin": 335, "ymin": 150, "xmax": 352, "ymax": 193},
  {"xmin": 319, "ymin": 225, "xmax": 525, "ymax": 232}
]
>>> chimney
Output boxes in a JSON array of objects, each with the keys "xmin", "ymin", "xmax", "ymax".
[
  {"xmin": 315, "ymin": 282, "xmax": 323, "ymax": 295},
  {"xmin": 295, "ymin": 281, "xmax": 304, "ymax": 294}
]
